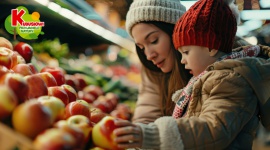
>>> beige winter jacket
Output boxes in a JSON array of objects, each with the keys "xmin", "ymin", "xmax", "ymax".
[
  {"xmin": 138, "ymin": 53, "xmax": 270, "ymax": 149},
  {"xmin": 132, "ymin": 37, "xmax": 251, "ymax": 124}
]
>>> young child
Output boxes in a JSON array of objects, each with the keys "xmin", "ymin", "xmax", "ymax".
[{"xmin": 112, "ymin": 0, "xmax": 270, "ymax": 149}]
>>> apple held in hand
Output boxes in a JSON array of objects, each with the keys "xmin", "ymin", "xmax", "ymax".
[
  {"xmin": 13, "ymin": 42, "xmax": 33, "ymax": 63},
  {"xmin": 12, "ymin": 100, "xmax": 53, "ymax": 139},
  {"xmin": 65, "ymin": 100, "xmax": 90, "ymax": 119},
  {"xmin": 92, "ymin": 116, "xmax": 119, "ymax": 150},
  {"xmin": 0, "ymin": 85, "xmax": 18, "ymax": 120},
  {"xmin": 33, "ymin": 128, "xmax": 76, "ymax": 150},
  {"xmin": 37, "ymin": 96, "xmax": 65, "ymax": 121}
]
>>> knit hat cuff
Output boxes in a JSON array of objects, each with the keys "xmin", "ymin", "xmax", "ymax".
[{"xmin": 126, "ymin": 0, "xmax": 186, "ymax": 36}]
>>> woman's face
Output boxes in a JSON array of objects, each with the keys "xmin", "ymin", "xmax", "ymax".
[{"xmin": 131, "ymin": 23, "xmax": 174, "ymax": 73}]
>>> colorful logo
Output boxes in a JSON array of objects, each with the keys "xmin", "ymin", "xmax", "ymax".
[{"xmin": 4, "ymin": 6, "xmax": 45, "ymax": 40}]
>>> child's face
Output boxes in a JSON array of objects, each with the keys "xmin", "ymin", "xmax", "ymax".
[
  {"xmin": 132, "ymin": 23, "xmax": 174, "ymax": 73},
  {"xmin": 178, "ymin": 46, "xmax": 217, "ymax": 77}
]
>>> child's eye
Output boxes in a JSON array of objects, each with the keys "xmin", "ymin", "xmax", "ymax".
[{"xmin": 183, "ymin": 51, "xmax": 189, "ymax": 54}]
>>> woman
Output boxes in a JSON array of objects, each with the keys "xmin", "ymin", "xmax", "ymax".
[
  {"xmin": 126, "ymin": 0, "xmax": 191, "ymax": 123},
  {"xmin": 126, "ymin": 0, "xmax": 250, "ymax": 124}
]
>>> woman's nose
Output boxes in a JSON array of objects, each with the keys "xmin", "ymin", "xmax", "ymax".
[{"xmin": 145, "ymin": 50, "xmax": 157, "ymax": 61}]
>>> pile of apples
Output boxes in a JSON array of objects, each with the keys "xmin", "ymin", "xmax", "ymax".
[{"xmin": 0, "ymin": 37, "xmax": 132, "ymax": 150}]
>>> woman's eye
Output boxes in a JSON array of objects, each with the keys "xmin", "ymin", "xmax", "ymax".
[{"xmin": 151, "ymin": 39, "xmax": 158, "ymax": 44}]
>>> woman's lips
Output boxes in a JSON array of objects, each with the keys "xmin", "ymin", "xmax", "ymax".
[{"xmin": 156, "ymin": 60, "xmax": 165, "ymax": 68}]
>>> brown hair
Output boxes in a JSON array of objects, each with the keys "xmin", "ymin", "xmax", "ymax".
[{"xmin": 135, "ymin": 21, "xmax": 191, "ymax": 115}]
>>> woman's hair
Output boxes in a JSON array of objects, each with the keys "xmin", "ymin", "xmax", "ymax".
[{"xmin": 136, "ymin": 21, "xmax": 191, "ymax": 115}]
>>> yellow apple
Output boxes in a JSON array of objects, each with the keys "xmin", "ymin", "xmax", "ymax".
[
  {"xmin": 12, "ymin": 100, "xmax": 53, "ymax": 139},
  {"xmin": 37, "ymin": 95, "xmax": 65, "ymax": 121},
  {"xmin": 0, "ymin": 85, "xmax": 18, "ymax": 119},
  {"xmin": 92, "ymin": 116, "xmax": 119, "ymax": 150}
]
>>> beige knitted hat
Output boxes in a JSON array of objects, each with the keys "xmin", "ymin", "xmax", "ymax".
[{"xmin": 125, "ymin": 0, "xmax": 186, "ymax": 36}]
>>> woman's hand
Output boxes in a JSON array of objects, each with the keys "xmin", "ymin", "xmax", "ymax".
[{"xmin": 113, "ymin": 119, "xmax": 143, "ymax": 149}]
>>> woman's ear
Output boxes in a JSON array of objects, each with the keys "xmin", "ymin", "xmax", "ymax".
[{"xmin": 209, "ymin": 49, "xmax": 218, "ymax": 56}]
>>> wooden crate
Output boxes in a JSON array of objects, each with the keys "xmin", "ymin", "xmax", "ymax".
[{"xmin": 0, "ymin": 123, "xmax": 34, "ymax": 150}]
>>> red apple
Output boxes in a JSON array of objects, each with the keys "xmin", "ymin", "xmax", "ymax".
[
  {"xmin": 13, "ymin": 42, "xmax": 33, "ymax": 63},
  {"xmin": 105, "ymin": 92, "xmax": 119, "ymax": 107},
  {"xmin": 93, "ymin": 100, "xmax": 110, "ymax": 113},
  {"xmin": 67, "ymin": 115, "xmax": 93, "ymax": 143},
  {"xmin": 27, "ymin": 63, "xmax": 38, "ymax": 74},
  {"xmin": 110, "ymin": 109, "xmax": 131, "ymax": 121},
  {"xmin": 65, "ymin": 100, "xmax": 90, "ymax": 120},
  {"xmin": 12, "ymin": 63, "xmax": 36, "ymax": 76},
  {"xmin": 0, "ymin": 73, "xmax": 29, "ymax": 103},
  {"xmin": 61, "ymin": 84, "xmax": 77, "ymax": 103},
  {"xmin": 0, "ymin": 85, "xmax": 18, "ymax": 119},
  {"xmin": 73, "ymin": 73, "xmax": 88, "ymax": 91},
  {"xmin": 0, "ymin": 47, "xmax": 14, "ymax": 69},
  {"xmin": 36, "ymin": 72, "xmax": 58, "ymax": 87},
  {"xmin": 96, "ymin": 95, "xmax": 114, "ymax": 113},
  {"xmin": 33, "ymin": 128, "xmax": 76, "ymax": 150},
  {"xmin": 24, "ymin": 74, "xmax": 48, "ymax": 99},
  {"xmin": 92, "ymin": 116, "xmax": 119, "ymax": 150},
  {"xmin": 83, "ymin": 85, "xmax": 104, "ymax": 100},
  {"xmin": 10, "ymin": 51, "xmax": 26, "ymax": 68},
  {"xmin": 48, "ymin": 86, "xmax": 69, "ymax": 105},
  {"xmin": 90, "ymin": 108, "xmax": 107, "ymax": 124},
  {"xmin": 41, "ymin": 66, "xmax": 66, "ymax": 86},
  {"xmin": 54, "ymin": 120, "xmax": 85, "ymax": 148},
  {"xmin": 78, "ymin": 91, "xmax": 96, "ymax": 103},
  {"xmin": 65, "ymin": 74, "xmax": 79, "ymax": 91},
  {"xmin": 12, "ymin": 100, "xmax": 53, "ymax": 139},
  {"xmin": 37, "ymin": 96, "xmax": 65, "ymax": 121},
  {"xmin": 0, "ymin": 65, "xmax": 13, "ymax": 78}
]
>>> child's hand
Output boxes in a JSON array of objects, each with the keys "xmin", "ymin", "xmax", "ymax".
[{"xmin": 113, "ymin": 119, "xmax": 142, "ymax": 149}]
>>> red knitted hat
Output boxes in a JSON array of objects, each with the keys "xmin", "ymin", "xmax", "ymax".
[{"xmin": 173, "ymin": 0, "xmax": 237, "ymax": 53}]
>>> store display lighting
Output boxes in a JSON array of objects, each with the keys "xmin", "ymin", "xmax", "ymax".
[
  {"xmin": 33, "ymin": 0, "xmax": 49, "ymax": 6},
  {"xmin": 47, "ymin": 2, "xmax": 61, "ymax": 12},
  {"xmin": 241, "ymin": 10, "xmax": 270, "ymax": 20},
  {"xmin": 259, "ymin": 0, "xmax": 270, "ymax": 8},
  {"xmin": 236, "ymin": 25, "xmax": 249, "ymax": 37},
  {"xmin": 59, "ymin": 8, "xmax": 75, "ymax": 20},
  {"xmin": 33, "ymin": 0, "xmax": 136, "ymax": 53},
  {"xmin": 181, "ymin": 1, "xmax": 196, "ymax": 10}
]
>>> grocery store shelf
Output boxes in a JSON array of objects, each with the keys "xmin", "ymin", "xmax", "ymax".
[{"xmin": 0, "ymin": 0, "xmax": 135, "ymax": 53}]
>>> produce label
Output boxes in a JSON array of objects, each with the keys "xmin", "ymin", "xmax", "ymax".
[{"xmin": 4, "ymin": 6, "xmax": 45, "ymax": 40}]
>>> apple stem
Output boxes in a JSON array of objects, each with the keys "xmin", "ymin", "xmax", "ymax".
[{"xmin": 90, "ymin": 109, "xmax": 96, "ymax": 113}]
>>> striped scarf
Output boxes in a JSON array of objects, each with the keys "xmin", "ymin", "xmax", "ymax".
[{"xmin": 172, "ymin": 45, "xmax": 260, "ymax": 119}]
